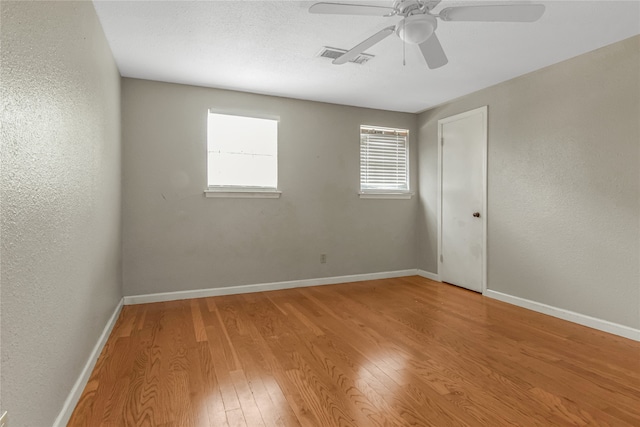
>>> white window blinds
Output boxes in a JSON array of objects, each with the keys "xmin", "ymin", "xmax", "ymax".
[{"xmin": 360, "ymin": 126, "xmax": 409, "ymax": 192}]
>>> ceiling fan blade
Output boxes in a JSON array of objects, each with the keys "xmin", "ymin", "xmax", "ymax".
[
  {"xmin": 423, "ymin": 0, "xmax": 443, "ymax": 12},
  {"xmin": 440, "ymin": 4, "xmax": 545, "ymax": 22},
  {"xmin": 419, "ymin": 33, "xmax": 448, "ymax": 69},
  {"xmin": 309, "ymin": 2, "xmax": 395, "ymax": 16},
  {"xmin": 334, "ymin": 26, "xmax": 396, "ymax": 64}
]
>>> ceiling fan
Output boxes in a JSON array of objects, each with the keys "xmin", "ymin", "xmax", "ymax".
[{"xmin": 309, "ymin": 0, "xmax": 546, "ymax": 69}]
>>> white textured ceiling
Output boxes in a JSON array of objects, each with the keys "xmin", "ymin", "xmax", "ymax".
[{"xmin": 93, "ymin": 0, "xmax": 640, "ymax": 113}]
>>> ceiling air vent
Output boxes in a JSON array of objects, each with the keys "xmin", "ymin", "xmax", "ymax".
[{"xmin": 317, "ymin": 47, "xmax": 374, "ymax": 64}]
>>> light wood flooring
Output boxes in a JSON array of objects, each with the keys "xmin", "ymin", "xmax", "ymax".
[{"xmin": 68, "ymin": 276, "xmax": 640, "ymax": 426}]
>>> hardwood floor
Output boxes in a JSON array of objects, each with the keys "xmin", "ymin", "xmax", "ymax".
[{"xmin": 68, "ymin": 276, "xmax": 640, "ymax": 426}]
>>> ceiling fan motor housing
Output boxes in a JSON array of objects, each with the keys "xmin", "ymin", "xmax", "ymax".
[
  {"xmin": 393, "ymin": 0, "xmax": 422, "ymax": 15},
  {"xmin": 397, "ymin": 14, "xmax": 437, "ymax": 44}
]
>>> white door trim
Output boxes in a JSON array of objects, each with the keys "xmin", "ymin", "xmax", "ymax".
[{"xmin": 437, "ymin": 106, "xmax": 488, "ymax": 293}]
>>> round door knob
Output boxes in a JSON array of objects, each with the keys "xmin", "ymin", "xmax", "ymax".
[{"xmin": 473, "ymin": 212, "xmax": 481, "ymax": 218}]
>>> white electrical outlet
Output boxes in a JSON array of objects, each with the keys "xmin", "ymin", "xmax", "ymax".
[{"xmin": 0, "ymin": 410, "xmax": 8, "ymax": 427}]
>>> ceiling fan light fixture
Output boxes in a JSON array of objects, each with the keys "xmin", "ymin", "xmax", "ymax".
[{"xmin": 397, "ymin": 14, "xmax": 436, "ymax": 45}]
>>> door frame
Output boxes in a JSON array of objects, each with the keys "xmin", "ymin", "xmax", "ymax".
[{"xmin": 436, "ymin": 106, "xmax": 488, "ymax": 293}]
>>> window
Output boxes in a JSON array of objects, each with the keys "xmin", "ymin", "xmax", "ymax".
[
  {"xmin": 206, "ymin": 112, "xmax": 279, "ymax": 197},
  {"xmin": 360, "ymin": 125, "xmax": 410, "ymax": 198}
]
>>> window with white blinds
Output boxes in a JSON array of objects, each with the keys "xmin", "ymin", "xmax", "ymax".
[{"xmin": 360, "ymin": 126, "xmax": 409, "ymax": 193}]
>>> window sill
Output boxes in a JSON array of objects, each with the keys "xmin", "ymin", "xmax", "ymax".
[
  {"xmin": 204, "ymin": 188, "xmax": 282, "ymax": 199},
  {"xmin": 359, "ymin": 192, "xmax": 413, "ymax": 200}
]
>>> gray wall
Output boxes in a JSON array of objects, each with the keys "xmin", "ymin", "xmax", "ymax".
[
  {"xmin": 417, "ymin": 35, "xmax": 640, "ymax": 329},
  {"xmin": 0, "ymin": 2, "xmax": 122, "ymax": 426},
  {"xmin": 122, "ymin": 79, "xmax": 418, "ymax": 296}
]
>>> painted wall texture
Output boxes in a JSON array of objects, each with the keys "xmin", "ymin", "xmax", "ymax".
[
  {"xmin": 121, "ymin": 78, "xmax": 418, "ymax": 296},
  {"xmin": 0, "ymin": 2, "xmax": 122, "ymax": 426},
  {"xmin": 418, "ymin": 35, "xmax": 640, "ymax": 329}
]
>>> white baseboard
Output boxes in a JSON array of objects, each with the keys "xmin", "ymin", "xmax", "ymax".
[
  {"xmin": 52, "ymin": 298, "xmax": 124, "ymax": 427},
  {"xmin": 483, "ymin": 289, "xmax": 640, "ymax": 342},
  {"xmin": 124, "ymin": 269, "xmax": 419, "ymax": 305},
  {"xmin": 417, "ymin": 269, "xmax": 440, "ymax": 282}
]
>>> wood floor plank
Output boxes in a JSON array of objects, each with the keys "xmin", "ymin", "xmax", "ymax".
[
  {"xmin": 208, "ymin": 298, "xmax": 242, "ymax": 371},
  {"xmin": 190, "ymin": 299, "xmax": 208, "ymax": 343},
  {"xmin": 204, "ymin": 324, "xmax": 242, "ymax": 412},
  {"xmin": 68, "ymin": 277, "xmax": 640, "ymax": 427},
  {"xmin": 123, "ymin": 309, "xmax": 168, "ymax": 426},
  {"xmin": 229, "ymin": 369, "xmax": 267, "ymax": 427},
  {"xmin": 196, "ymin": 341, "xmax": 229, "ymax": 427},
  {"xmin": 224, "ymin": 408, "xmax": 247, "ymax": 427}
]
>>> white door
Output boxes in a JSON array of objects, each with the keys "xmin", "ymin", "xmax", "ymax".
[{"xmin": 438, "ymin": 106, "xmax": 487, "ymax": 292}]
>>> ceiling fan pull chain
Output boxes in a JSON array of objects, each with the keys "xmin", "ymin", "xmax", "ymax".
[{"xmin": 403, "ymin": 32, "xmax": 406, "ymax": 66}]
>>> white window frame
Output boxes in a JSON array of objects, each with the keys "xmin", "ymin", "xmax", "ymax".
[
  {"xmin": 359, "ymin": 125, "xmax": 412, "ymax": 199},
  {"xmin": 204, "ymin": 111, "xmax": 281, "ymax": 199}
]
